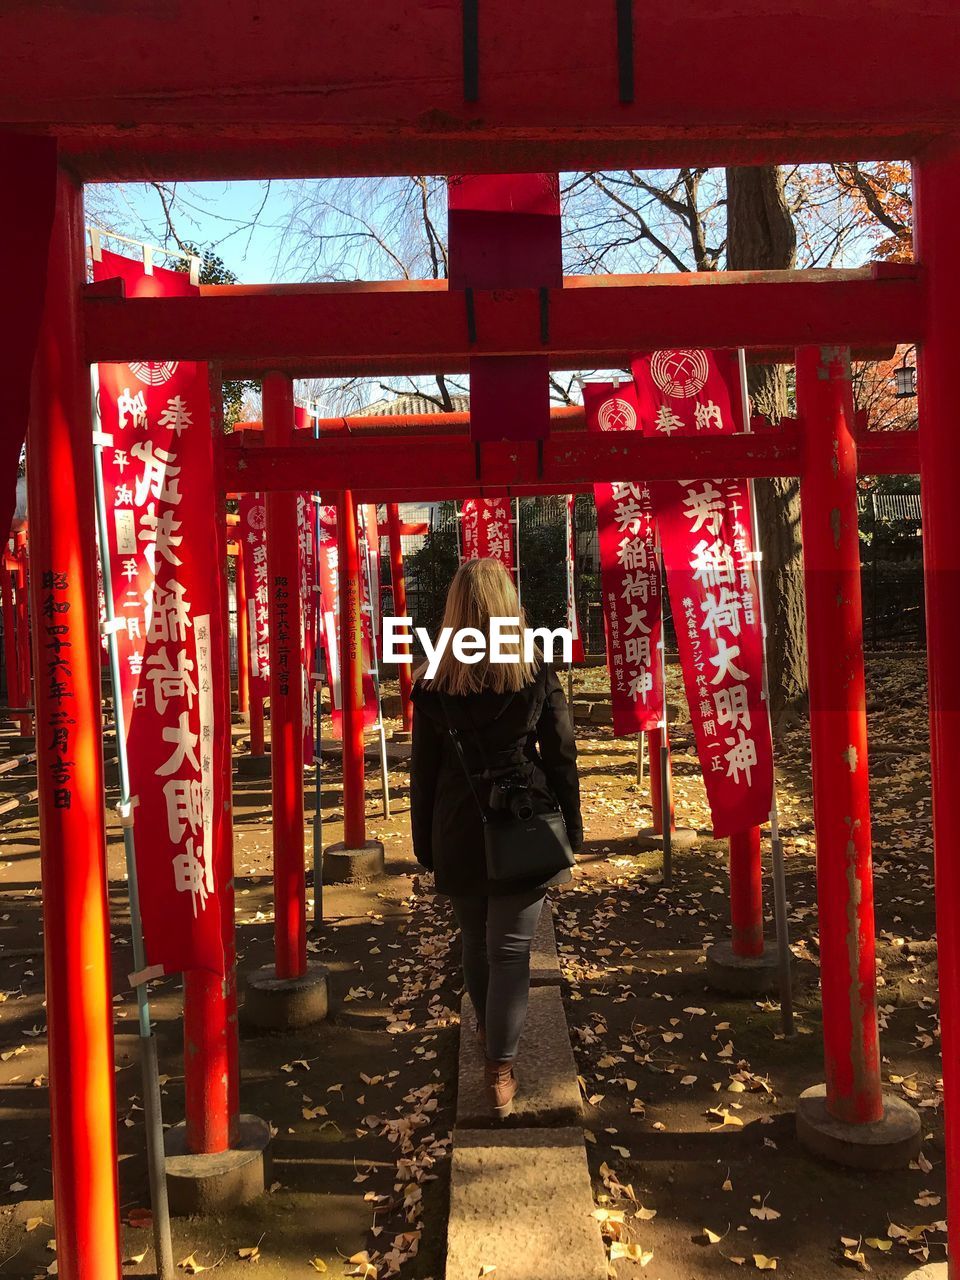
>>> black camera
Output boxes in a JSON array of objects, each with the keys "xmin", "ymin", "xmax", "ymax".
[{"xmin": 488, "ymin": 771, "xmax": 535, "ymax": 821}]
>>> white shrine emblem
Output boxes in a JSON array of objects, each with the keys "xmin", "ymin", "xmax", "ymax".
[
  {"xmin": 128, "ymin": 360, "xmax": 180, "ymax": 387},
  {"xmin": 597, "ymin": 396, "xmax": 637, "ymax": 432},
  {"xmin": 246, "ymin": 504, "xmax": 267, "ymax": 532},
  {"xmin": 650, "ymin": 349, "xmax": 710, "ymax": 399}
]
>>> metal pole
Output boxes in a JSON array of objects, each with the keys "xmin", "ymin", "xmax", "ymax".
[
  {"xmin": 29, "ymin": 172, "xmax": 123, "ymax": 1280},
  {"xmin": 92, "ymin": 403, "xmax": 174, "ymax": 1280},
  {"xmin": 656, "ymin": 539, "xmax": 672, "ymax": 884},
  {"xmin": 513, "ymin": 497, "xmax": 522, "ymax": 606},
  {"xmin": 359, "ymin": 505, "xmax": 391, "ymax": 817},
  {"xmin": 738, "ymin": 349, "xmax": 794, "ymax": 1035},
  {"xmin": 797, "ymin": 345, "xmax": 881, "ymax": 1121}
]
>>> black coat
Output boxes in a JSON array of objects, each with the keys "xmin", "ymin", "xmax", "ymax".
[{"xmin": 409, "ymin": 663, "xmax": 583, "ymax": 897}]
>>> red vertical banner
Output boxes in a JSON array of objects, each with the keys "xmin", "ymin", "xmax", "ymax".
[
  {"xmin": 239, "ymin": 492, "xmax": 269, "ymax": 702},
  {"xmin": 315, "ymin": 503, "xmax": 378, "ymax": 739},
  {"xmin": 632, "ymin": 349, "xmax": 774, "ymax": 837},
  {"xmin": 460, "ymin": 498, "xmax": 515, "ymax": 579},
  {"xmin": 297, "ymin": 494, "xmax": 315, "ymax": 764},
  {"xmin": 565, "ymin": 496, "xmax": 585, "ymax": 663},
  {"xmin": 584, "ymin": 382, "xmax": 663, "ymax": 736},
  {"xmin": 94, "ymin": 248, "xmax": 228, "ymax": 975}
]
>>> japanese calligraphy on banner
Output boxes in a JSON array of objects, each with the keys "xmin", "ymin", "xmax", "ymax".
[
  {"xmin": 584, "ymin": 382, "xmax": 663, "ymax": 736},
  {"xmin": 565, "ymin": 496, "xmax": 585, "ymax": 664},
  {"xmin": 297, "ymin": 494, "xmax": 316, "ymax": 763},
  {"xmin": 631, "ymin": 349, "xmax": 774, "ymax": 837},
  {"xmin": 460, "ymin": 498, "xmax": 515, "ymax": 578},
  {"xmin": 239, "ymin": 492, "xmax": 269, "ymax": 701},
  {"xmin": 315, "ymin": 503, "xmax": 379, "ymax": 740},
  {"xmin": 94, "ymin": 247, "xmax": 229, "ymax": 976}
]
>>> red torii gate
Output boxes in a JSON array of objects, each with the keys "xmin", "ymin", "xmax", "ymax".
[{"xmin": 4, "ymin": 4, "xmax": 960, "ymax": 1276}]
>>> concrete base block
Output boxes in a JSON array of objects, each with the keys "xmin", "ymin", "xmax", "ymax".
[
  {"xmin": 635, "ymin": 824, "xmax": 697, "ymax": 852},
  {"xmin": 243, "ymin": 962, "xmax": 329, "ymax": 1030},
  {"xmin": 796, "ymin": 1084, "xmax": 921, "ymax": 1170},
  {"xmin": 231, "ymin": 710, "xmax": 246, "ymax": 725},
  {"xmin": 706, "ymin": 939, "xmax": 782, "ymax": 995},
  {"xmin": 530, "ymin": 903, "xmax": 562, "ymax": 987},
  {"xmin": 323, "ymin": 840, "xmax": 385, "ymax": 884},
  {"xmin": 164, "ymin": 1114, "xmax": 272, "ymax": 1215},
  {"xmin": 445, "ymin": 1128, "xmax": 607, "ymax": 1280},
  {"xmin": 903, "ymin": 1266, "xmax": 947, "ymax": 1280},
  {"xmin": 390, "ymin": 729, "xmax": 413, "ymax": 745},
  {"xmin": 234, "ymin": 752, "xmax": 271, "ymax": 779},
  {"xmin": 457, "ymin": 988, "xmax": 581, "ymax": 1128}
]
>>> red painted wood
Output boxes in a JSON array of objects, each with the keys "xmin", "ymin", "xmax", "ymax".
[
  {"xmin": 797, "ymin": 344, "xmax": 882, "ymax": 1126},
  {"xmin": 82, "ymin": 270, "xmax": 922, "ymax": 377},
  {"xmin": 264, "ymin": 373, "xmax": 306, "ymax": 981},
  {"xmin": 1, "ymin": 560, "xmax": 20, "ymax": 716},
  {"xmin": 222, "ymin": 425, "xmax": 921, "ymax": 498},
  {"xmin": 3, "ymin": 5, "xmax": 958, "ymax": 179},
  {"xmin": 386, "ymin": 504, "xmax": 413, "ymax": 732},
  {"xmin": 234, "ymin": 542, "xmax": 250, "ymax": 715},
  {"xmin": 27, "ymin": 170, "xmax": 122, "ymax": 1280},
  {"xmin": 914, "ymin": 138, "xmax": 960, "ymax": 1271},
  {"xmin": 338, "ymin": 492, "xmax": 367, "ymax": 848},
  {"xmin": 729, "ymin": 828, "xmax": 764, "ymax": 958}
]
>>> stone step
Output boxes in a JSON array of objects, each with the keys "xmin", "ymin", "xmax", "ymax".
[
  {"xmin": 445, "ymin": 1127, "xmax": 607, "ymax": 1280},
  {"xmin": 456, "ymin": 987, "xmax": 581, "ymax": 1128},
  {"xmin": 530, "ymin": 902, "xmax": 561, "ymax": 987}
]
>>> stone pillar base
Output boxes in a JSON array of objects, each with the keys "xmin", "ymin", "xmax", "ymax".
[
  {"xmin": 235, "ymin": 752, "xmax": 271, "ymax": 779},
  {"xmin": 635, "ymin": 825, "xmax": 696, "ymax": 852},
  {"xmin": 164, "ymin": 1114, "xmax": 271, "ymax": 1215},
  {"xmin": 243, "ymin": 962, "xmax": 329, "ymax": 1030},
  {"xmin": 796, "ymin": 1084, "xmax": 921, "ymax": 1170},
  {"xmin": 323, "ymin": 839, "xmax": 385, "ymax": 884},
  {"xmin": 706, "ymin": 939, "xmax": 781, "ymax": 996},
  {"xmin": 390, "ymin": 728, "xmax": 413, "ymax": 745}
]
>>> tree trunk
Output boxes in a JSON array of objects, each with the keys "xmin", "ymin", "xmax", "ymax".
[{"xmin": 725, "ymin": 166, "xmax": 808, "ymax": 730}]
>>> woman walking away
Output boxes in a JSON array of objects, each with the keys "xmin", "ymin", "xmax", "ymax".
[{"xmin": 410, "ymin": 558, "xmax": 583, "ymax": 1117}]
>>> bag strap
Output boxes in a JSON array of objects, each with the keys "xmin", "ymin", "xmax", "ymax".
[{"xmin": 439, "ymin": 695, "xmax": 489, "ymax": 825}]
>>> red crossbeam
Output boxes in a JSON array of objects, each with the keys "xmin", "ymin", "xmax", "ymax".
[
  {"xmin": 3, "ymin": 3, "xmax": 958, "ymax": 179},
  {"xmin": 82, "ymin": 268, "xmax": 921, "ymax": 378},
  {"xmin": 221, "ymin": 425, "xmax": 917, "ymax": 498}
]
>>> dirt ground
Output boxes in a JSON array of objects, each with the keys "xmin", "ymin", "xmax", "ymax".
[{"xmin": 0, "ymin": 652, "xmax": 945, "ymax": 1278}]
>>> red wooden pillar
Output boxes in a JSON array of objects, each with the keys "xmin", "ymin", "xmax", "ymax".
[
  {"xmin": 14, "ymin": 533, "xmax": 32, "ymax": 734},
  {"xmin": 249, "ymin": 689, "xmax": 265, "ymax": 756},
  {"xmin": 646, "ymin": 726, "xmax": 674, "ymax": 833},
  {"xmin": 233, "ymin": 541, "xmax": 250, "ymax": 716},
  {"xmin": 28, "ymin": 169, "xmax": 121, "ymax": 1279},
  {"xmin": 797, "ymin": 345, "xmax": 882, "ymax": 1125},
  {"xmin": 1, "ymin": 556, "xmax": 20, "ymax": 717},
  {"xmin": 728, "ymin": 827, "xmax": 764, "ymax": 958},
  {"xmin": 263, "ymin": 372, "xmax": 306, "ymax": 980},
  {"xmin": 915, "ymin": 138, "xmax": 960, "ymax": 1268},
  {"xmin": 338, "ymin": 491, "xmax": 366, "ymax": 847},
  {"xmin": 386, "ymin": 503, "xmax": 413, "ymax": 732},
  {"xmin": 183, "ymin": 369, "xmax": 239, "ymax": 1153}
]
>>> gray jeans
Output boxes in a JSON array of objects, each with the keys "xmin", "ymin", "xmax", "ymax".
[{"xmin": 450, "ymin": 887, "xmax": 546, "ymax": 1062}]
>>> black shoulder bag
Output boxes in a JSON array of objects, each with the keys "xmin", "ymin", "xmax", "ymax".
[{"xmin": 441, "ymin": 696, "xmax": 575, "ymax": 884}]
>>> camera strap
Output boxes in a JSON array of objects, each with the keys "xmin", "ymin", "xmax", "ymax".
[{"xmin": 439, "ymin": 695, "xmax": 491, "ymax": 826}]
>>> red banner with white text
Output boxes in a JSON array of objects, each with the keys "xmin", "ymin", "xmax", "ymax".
[
  {"xmin": 460, "ymin": 498, "xmax": 515, "ymax": 579},
  {"xmin": 94, "ymin": 247, "xmax": 229, "ymax": 976},
  {"xmin": 315, "ymin": 503, "xmax": 379, "ymax": 739},
  {"xmin": 239, "ymin": 492, "xmax": 270, "ymax": 702},
  {"xmin": 585, "ymin": 382, "xmax": 663, "ymax": 736},
  {"xmin": 632, "ymin": 349, "xmax": 774, "ymax": 836},
  {"xmin": 565, "ymin": 496, "xmax": 585, "ymax": 664}
]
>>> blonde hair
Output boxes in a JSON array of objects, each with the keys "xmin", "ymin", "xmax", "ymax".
[{"xmin": 426, "ymin": 558, "xmax": 539, "ymax": 695}]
